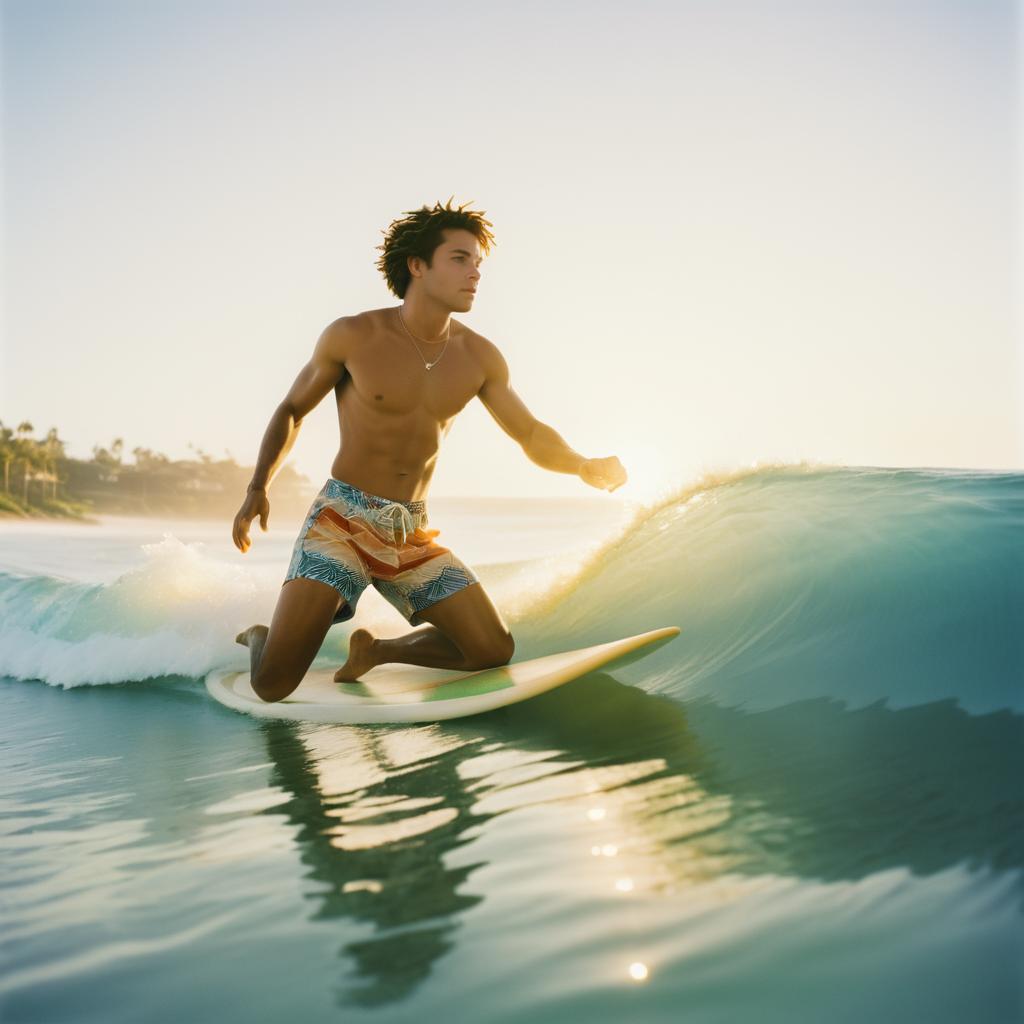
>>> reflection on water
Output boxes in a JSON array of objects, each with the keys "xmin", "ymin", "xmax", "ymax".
[
  {"xmin": 249, "ymin": 673, "xmax": 1023, "ymax": 1009},
  {"xmin": 3, "ymin": 664, "xmax": 1021, "ymax": 1018},
  {"xmin": 2, "ymin": 667, "xmax": 1020, "ymax": 1017}
]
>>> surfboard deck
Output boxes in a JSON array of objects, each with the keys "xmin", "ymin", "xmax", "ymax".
[{"xmin": 206, "ymin": 626, "xmax": 681, "ymax": 724}]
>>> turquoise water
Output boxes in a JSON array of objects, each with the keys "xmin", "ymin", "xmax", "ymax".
[{"xmin": 1, "ymin": 465, "xmax": 1021, "ymax": 1022}]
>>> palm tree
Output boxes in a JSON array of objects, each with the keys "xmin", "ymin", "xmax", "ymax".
[
  {"xmin": 92, "ymin": 437, "xmax": 125, "ymax": 483},
  {"xmin": 15, "ymin": 422, "xmax": 35, "ymax": 504},
  {"xmin": 0, "ymin": 421, "xmax": 14, "ymax": 494},
  {"xmin": 43, "ymin": 427, "xmax": 66, "ymax": 500},
  {"xmin": 20, "ymin": 440, "xmax": 45, "ymax": 505}
]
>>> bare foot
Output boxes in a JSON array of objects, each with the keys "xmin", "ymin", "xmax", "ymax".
[
  {"xmin": 235, "ymin": 624, "xmax": 269, "ymax": 677},
  {"xmin": 235, "ymin": 624, "xmax": 268, "ymax": 648},
  {"xmin": 334, "ymin": 628, "xmax": 379, "ymax": 682}
]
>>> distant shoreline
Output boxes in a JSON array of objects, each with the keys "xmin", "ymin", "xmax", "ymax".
[
  {"xmin": 0, "ymin": 507, "xmax": 97, "ymax": 524},
  {"xmin": 0, "ymin": 491, "xmax": 633, "ymax": 527}
]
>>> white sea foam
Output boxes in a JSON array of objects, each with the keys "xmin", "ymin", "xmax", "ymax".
[{"xmin": 0, "ymin": 527, "xmax": 598, "ymax": 687}]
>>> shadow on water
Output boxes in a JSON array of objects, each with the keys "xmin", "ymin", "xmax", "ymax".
[{"xmin": 254, "ymin": 670, "xmax": 1023, "ymax": 1009}]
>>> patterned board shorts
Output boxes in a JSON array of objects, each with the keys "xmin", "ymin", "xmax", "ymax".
[{"xmin": 283, "ymin": 477, "xmax": 480, "ymax": 626}]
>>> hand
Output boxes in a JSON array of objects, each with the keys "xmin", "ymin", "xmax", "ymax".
[
  {"xmin": 232, "ymin": 489, "xmax": 270, "ymax": 553},
  {"xmin": 579, "ymin": 456, "xmax": 627, "ymax": 493}
]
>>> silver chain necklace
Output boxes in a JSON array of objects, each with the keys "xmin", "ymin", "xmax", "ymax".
[{"xmin": 397, "ymin": 307, "xmax": 451, "ymax": 370}]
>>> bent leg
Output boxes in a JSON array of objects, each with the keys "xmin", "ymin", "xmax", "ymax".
[
  {"xmin": 335, "ymin": 583, "xmax": 514, "ymax": 681},
  {"xmin": 241, "ymin": 578, "xmax": 348, "ymax": 702},
  {"xmin": 407, "ymin": 582, "xmax": 515, "ymax": 667}
]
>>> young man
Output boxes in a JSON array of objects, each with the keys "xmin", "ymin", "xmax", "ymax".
[{"xmin": 233, "ymin": 198, "xmax": 627, "ymax": 702}]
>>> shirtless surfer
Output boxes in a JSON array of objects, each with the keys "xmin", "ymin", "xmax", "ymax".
[{"xmin": 232, "ymin": 199, "xmax": 627, "ymax": 702}]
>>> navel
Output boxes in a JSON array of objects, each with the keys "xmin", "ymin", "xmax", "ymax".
[{"xmin": 375, "ymin": 394, "xmax": 384, "ymax": 401}]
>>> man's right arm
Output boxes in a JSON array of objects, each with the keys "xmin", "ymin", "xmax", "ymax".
[
  {"xmin": 232, "ymin": 318, "xmax": 352, "ymax": 553},
  {"xmin": 248, "ymin": 318, "xmax": 352, "ymax": 489}
]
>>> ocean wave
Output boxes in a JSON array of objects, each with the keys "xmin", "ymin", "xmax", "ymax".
[
  {"xmin": 511, "ymin": 463, "xmax": 1024, "ymax": 714},
  {"xmin": 2, "ymin": 464, "xmax": 1021, "ymax": 713}
]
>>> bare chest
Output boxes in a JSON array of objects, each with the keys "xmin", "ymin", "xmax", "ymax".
[{"xmin": 340, "ymin": 333, "xmax": 484, "ymax": 422}]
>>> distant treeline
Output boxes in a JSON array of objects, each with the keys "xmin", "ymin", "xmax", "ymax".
[{"xmin": 0, "ymin": 420, "xmax": 315, "ymax": 520}]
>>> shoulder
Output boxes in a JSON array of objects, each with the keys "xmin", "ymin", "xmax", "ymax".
[
  {"xmin": 316, "ymin": 311, "xmax": 378, "ymax": 359},
  {"xmin": 456, "ymin": 323, "xmax": 509, "ymax": 381}
]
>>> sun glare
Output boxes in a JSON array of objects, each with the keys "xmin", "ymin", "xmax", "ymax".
[{"xmin": 612, "ymin": 442, "xmax": 675, "ymax": 505}]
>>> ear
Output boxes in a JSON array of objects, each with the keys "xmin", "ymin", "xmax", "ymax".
[{"xmin": 407, "ymin": 254, "xmax": 423, "ymax": 279}]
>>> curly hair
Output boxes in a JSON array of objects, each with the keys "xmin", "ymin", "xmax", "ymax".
[{"xmin": 375, "ymin": 196, "xmax": 496, "ymax": 298}]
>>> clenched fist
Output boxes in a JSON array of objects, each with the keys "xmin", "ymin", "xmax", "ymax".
[{"xmin": 579, "ymin": 456, "xmax": 627, "ymax": 493}]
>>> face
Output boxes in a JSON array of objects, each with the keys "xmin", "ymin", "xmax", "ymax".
[{"xmin": 408, "ymin": 228, "xmax": 483, "ymax": 312}]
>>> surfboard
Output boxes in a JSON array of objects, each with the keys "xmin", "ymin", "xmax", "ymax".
[{"xmin": 205, "ymin": 626, "xmax": 681, "ymax": 724}]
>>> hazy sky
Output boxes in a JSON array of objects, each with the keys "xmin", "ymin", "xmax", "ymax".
[{"xmin": 2, "ymin": 0, "xmax": 1019, "ymax": 500}]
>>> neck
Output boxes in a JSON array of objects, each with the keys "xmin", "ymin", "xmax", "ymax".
[{"xmin": 399, "ymin": 294, "xmax": 451, "ymax": 343}]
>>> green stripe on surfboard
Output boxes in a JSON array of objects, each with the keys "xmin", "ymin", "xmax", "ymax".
[{"xmin": 421, "ymin": 668, "xmax": 516, "ymax": 702}]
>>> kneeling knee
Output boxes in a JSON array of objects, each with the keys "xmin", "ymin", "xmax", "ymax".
[
  {"xmin": 498, "ymin": 632, "xmax": 515, "ymax": 665},
  {"xmin": 468, "ymin": 633, "xmax": 514, "ymax": 670},
  {"xmin": 251, "ymin": 672, "xmax": 298, "ymax": 703}
]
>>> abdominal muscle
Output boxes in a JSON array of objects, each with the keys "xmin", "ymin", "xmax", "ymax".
[{"xmin": 328, "ymin": 387, "xmax": 453, "ymax": 504}]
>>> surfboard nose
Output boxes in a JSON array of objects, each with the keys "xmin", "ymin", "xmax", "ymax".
[{"xmin": 645, "ymin": 626, "xmax": 681, "ymax": 640}]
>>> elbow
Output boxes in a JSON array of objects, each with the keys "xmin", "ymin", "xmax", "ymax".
[
  {"xmin": 519, "ymin": 419, "xmax": 542, "ymax": 456},
  {"xmin": 277, "ymin": 402, "xmax": 304, "ymax": 430}
]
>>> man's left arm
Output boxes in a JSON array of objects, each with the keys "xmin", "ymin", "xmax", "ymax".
[{"xmin": 475, "ymin": 339, "xmax": 627, "ymax": 493}]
